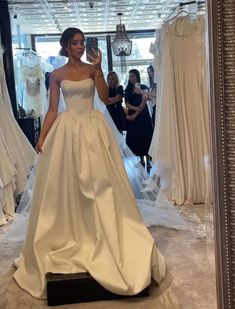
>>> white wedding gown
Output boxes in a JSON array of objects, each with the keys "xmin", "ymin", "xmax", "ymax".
[
  {"xmin": 0, "ymin": 129, "xmax": 17, "ymax": 225},
  {"xmin": 149, "ymin": 17, "xmax": 211, "ymax": 205},
  {"xmin": 13, "ymin": 79, "xmax": 166, "ymax": 299}
]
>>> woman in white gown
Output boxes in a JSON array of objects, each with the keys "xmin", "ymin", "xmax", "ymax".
[{"xmin": 13, "ymin": 28, "xmax": 166, "ymax": 299}]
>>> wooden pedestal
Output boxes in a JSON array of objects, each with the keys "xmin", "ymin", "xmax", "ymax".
[{"xmin": 46, "ymin": 272, "xmax": 149, "ymax": 306}]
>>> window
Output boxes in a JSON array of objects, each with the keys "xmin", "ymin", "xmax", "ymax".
[
  {"xmin": 34, "ymin": 35, "xmax": 109, "ymax": 75},
  {"xmin": 111, "ymin": 33, "xmax": 155, "ymax": 88}
]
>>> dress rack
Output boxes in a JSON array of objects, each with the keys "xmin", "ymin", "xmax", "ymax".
[
  {"xmin": 165, "ymin": 0, "xmax": 205, "ymax": 22},
  {"xmin": 179, "ymin": 1, "xmax": 197, "ymax": 6},
  {"xmin": 179, "ymin": 1, "xmax": 205, "ymax": 6},
  {"xmin": 14, "ymin": 47, "xmax": 38, "ymax": 56}
]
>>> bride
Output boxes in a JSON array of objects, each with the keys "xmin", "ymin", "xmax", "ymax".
[{"xmin": 13, "ymin": 27, "xmax": 166, "ymax": 299}]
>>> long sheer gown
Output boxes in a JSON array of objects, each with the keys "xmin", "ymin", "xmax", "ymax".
[
  {"xmin": 13, "ymin": 78, "xmax": 166, "ymax": 299},
  {"xmin": 0, "ymin": 129, "xmax": 17, "ymax": 225},
  {"xmin": 149, "ymin": 16, "xmax": 211, "ymax": 205},
  {"xmin": 0, "ymin": 56, "xmax": 35, "ymax": 196}
]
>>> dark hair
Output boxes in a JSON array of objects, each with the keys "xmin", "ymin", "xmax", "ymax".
[
  {"xmin": 125, "ymin": 69, "xmax": 141, "ymax": 101},
  {"xmin": 129, "ymin": 69, "xmax": 141, "ymax": 83},
  {"xmin": 147, "ymin": 64, "xmax": 154, "ymax": 88},
  {"xmin": 147, "ymin": 64, "xmax": 156, "ymax": 90},
  {"xmin": 147, "ymin": 64, "xmax": 154, "ymax": 73},
  {"xmin": 125, "ymin": 69, "xmax": 141, "ymax": 91},
  {"xmin": 59, "ymin": 27, "xmax": 85, "ymax": 57}
]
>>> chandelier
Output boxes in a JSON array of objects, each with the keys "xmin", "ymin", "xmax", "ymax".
[{"xmin": 111, "ymin": 13, "xmax": 132, "ymax": 57}]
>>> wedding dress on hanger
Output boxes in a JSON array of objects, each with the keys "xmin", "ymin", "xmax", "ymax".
[
  {"xmin": 0, "ymin": 52, "xmax": 36, "ymax": 196},
  {"xmin": 0, "ymin": 129, "xmax": 17, "ymax": 225},
  {"xmin": 149, "ymin": 16, "xmax": 211, "ymax": 205},
  {"xmin": 14, "ymin": 50, "xmax": 47, "ymax": 120}
]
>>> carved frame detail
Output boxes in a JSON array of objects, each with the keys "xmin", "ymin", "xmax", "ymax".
[{"xmin": 207, "ymin": 0, "xmax": 235, "ymax": 308}]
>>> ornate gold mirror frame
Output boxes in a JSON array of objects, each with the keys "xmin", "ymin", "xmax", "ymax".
[{"xmin": 208, "ymin": 0, "xmax": 235, "ymax": 308}]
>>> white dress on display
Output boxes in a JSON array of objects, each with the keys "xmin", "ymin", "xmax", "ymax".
[
  {"xmin": 23, "ymin": 63, "xmax": 44, "ymax": 117},
  {"xmin": 13, "ymin": 79, "xmax": 166, "ymax": 299},
  {"xmin": 0, "ymin": 57, "xmax": 36, "ymax": 196},
  {"xmin": 0, "ymin": 129, "xmax": 17, "ymax": 225},
  {"xmin": 149, "ymin": 16, "xmax": 211, "ymax": 205}
]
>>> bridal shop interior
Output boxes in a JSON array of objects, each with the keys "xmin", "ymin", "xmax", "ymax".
[{"xmin": 0, "ymin": 0, "xmax": 217, "ymax": 308}]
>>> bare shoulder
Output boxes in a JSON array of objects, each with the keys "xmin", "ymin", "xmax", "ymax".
[
  {"xmin": 50, "ymin": 69, "xmax": 61, "ymax": 83},
  {"xmin": 50, "ymin": 66, "xmax": 67, "ymax": 84}
]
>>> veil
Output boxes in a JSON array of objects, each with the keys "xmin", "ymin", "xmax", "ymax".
[{"xmin": 0, "ymin": 88, "xmax": 192, "ymax": 243}]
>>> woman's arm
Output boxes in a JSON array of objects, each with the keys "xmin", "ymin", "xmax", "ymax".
[
  {"xmin": 127, "ymin": 95, "xmax": 148, "ymax": 117},
  {"xmin": 126, "ymin": 102, "xmax": 139, "ymax": 112},
  {"xmin": 107, "ymin": 94, "xmax": 123, "ymax": 105},
  {"xmin": 89, "ymin": 49, "xmax": 109, "ymax": 103},
  {"xmin": 94, "ymin": 69, "xmax": 109, "ymax": 103},
  {"xmin": 35, "ymin": 73, "xmax": 60, "ymax": 154},
  {"xmin": 107, "ymin": 86, "xmax": 124, "ymax": 104},
  {"xmin": 138, "ymin": 95, "xmax": 148, "ymax": 113},
  {"xmin": 147, "ymin": 90, "xmax": 156, "ymax": 99},
  {"xmin": 135, "ymin": 88, "xmax": 156, "ymax": 99},
  {"xmin": 124, "ymin": 100, "xmax": 138, "ymax": 121}
]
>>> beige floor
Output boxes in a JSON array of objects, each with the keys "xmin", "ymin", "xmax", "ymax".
[{"xmin": 0, "ymin": 202, "xmax": 216, "ymax": 309}]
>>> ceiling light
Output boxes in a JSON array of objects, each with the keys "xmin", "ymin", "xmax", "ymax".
[
  {"xmin": 111, "ymin": 13, "xmax": 132, "ymax": 57},
  {"xmin": 111, "ymin": 13, "xmax": 132, "ymax": 74}
]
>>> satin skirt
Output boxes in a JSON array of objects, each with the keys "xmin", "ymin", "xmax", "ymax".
[{"xmin": 13, "ymin": 109, "xmax": 166, "ymax": 299}]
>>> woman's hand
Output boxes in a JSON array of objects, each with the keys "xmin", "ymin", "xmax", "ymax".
[
  {"xmin": 135, "ymin": 88, "xmax": 145, "ymax": 95},
  {"xmin": 128, "ymin": 104, "xmax": 139, "ymax": 113},
  {"xmin": 35, "ymin": 137, "xmax": 44, "ymax": 154},
  {"xmin": 126, "ymin": 113, "xmax": 138, "ymax": 121},
  {"xmin": 88, "ymin": 48, "xmax": 102, "ymax": 70},
  {"xmin": 124, "ymin": 107, "xmax": 129, "ymax": 115},
  {"xmin": 132, "ymin": 106, "xmax": 140, "ymax": 112},
  {"xmin": 135, "ymin": 88, "xmax": 150, "ymax": 101}
]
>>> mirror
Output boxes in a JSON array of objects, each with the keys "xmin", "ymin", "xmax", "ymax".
[{"xmin": 0, "ymin": 0, "xmax": 234, "ymax": 308}]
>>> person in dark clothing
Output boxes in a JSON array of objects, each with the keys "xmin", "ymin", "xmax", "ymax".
[
  {"xmin": 135, "ymin": 65, "xmax": 157, "ymax": 127},
  {"xmin": 147, "ymin": 65, "xmax": 157, "ymax": 127},
  {"xmin": 106, "ymin": 71, "xmax": 126, "ymax": 133},
  {"xmin": 45, "ymin": 72, "xmax": 51, "ymax": 92},
  {"xmin": 124, "ymin": 69, "xmax": 153, "ymax": 168}
]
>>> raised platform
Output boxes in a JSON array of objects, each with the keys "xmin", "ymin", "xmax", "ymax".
[{"xmin": 46, "ymin": 272, "xmax": 149, "ymax": 306}]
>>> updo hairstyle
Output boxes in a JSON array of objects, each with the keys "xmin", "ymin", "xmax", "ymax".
[{"xmin": 59, "ymin": 27, "xmax": 85, "ymax": 57}]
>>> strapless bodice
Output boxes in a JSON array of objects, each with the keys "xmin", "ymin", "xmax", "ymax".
[{"xmin": 60, "ymin": 79, "xmax": 95, "ymax": 113}]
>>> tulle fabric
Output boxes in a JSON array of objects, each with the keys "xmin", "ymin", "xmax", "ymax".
[{"xmin": 0, "ymin": 129, "xmax": 17, "ymax": 225}]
